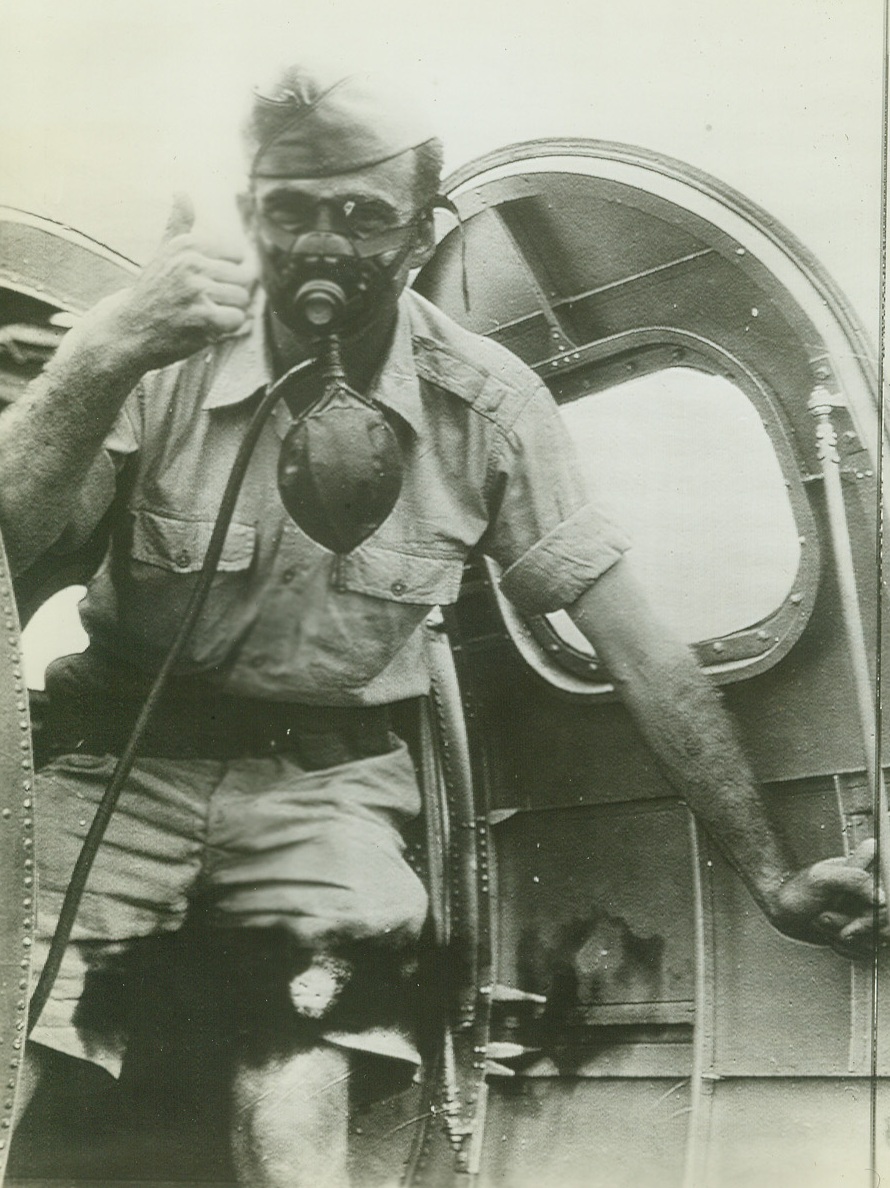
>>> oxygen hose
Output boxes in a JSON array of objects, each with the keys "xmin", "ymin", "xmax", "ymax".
[{"xmin": 27, "ymin": 356, "xmax": 316, "ymax": 1031}]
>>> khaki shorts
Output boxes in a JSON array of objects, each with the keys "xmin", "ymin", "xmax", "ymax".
[{"xmin": 31, "ymin": 742, "xmax": 428, "ymax": 1074}]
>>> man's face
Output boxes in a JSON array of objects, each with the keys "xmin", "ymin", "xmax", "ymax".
[{"xmin": 239, "ymin": 150, "xmax": 434, "ymax": 342}]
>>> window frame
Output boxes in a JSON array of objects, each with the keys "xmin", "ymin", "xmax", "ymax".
[{"xmin": 492, "ymin": 326, "xmax": 820, "ymax": 694}]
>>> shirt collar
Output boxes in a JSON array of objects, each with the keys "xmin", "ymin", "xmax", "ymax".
[{"xmin": 201, "ymin": 293, "xmax": 423, "ymax": 435}]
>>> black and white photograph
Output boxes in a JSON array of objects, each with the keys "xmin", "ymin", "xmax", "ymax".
[{"xmin": 0, "ymin": 2, "xmax": 886, "ymax": 1185}]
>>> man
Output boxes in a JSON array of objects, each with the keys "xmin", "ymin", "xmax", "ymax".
[{"xmin": 0, "ymin": 64, "xmax": 884, "ymax": 1187}]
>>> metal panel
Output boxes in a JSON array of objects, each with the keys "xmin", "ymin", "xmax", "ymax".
[
  {"xmin": 0, "ymin": 534, "xmax": 34, "ymax": 1185},
  {"xmin": 490, "ymin": 802, "xmax": 697, "ymax": 1081},
  {"xmin": 695, "ymin": 1079, "xmax": 883, "ymax": 1188},
  {"xmin": 480, "ymin": 1079, "xmax": 691, "ymax": 1188},
  {"xmin": 0, "ymin": 209, "xmax": 136, "ymax": 312}
]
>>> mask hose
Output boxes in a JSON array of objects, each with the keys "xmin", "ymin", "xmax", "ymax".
[{"xmin": 27, "ymin": 357, "xmax": 316, "ymax": 1031}]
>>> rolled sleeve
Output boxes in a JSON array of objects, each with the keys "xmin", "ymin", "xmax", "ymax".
[
  {"xmin": 102, "ymin": 393, "xmax": 140, "ymax": 461},
  {"xmin": 52, "ymin": 390, "xmax": 141, "ymax": 553},
  {"xmin": 499, "ymin": 503, "xmax": 631, "ymax": 613},
  {"xmin": 483, "ymin": 387, "xmax": 631, "ymax": 614}
]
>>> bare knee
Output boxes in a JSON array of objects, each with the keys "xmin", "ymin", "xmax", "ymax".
[{"xmin": 231, "ymin": 1045, "xmax": 350, "ymax": 1188}]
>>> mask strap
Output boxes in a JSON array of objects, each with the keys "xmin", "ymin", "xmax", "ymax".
[{"xmin": 432, "ymin": 195, "xmax": 471, "ymax": 313}]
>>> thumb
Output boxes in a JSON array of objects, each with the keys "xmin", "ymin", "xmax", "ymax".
[{"xmin": 162, "ymin": 191, "xmax": 196, "ymax": 242}]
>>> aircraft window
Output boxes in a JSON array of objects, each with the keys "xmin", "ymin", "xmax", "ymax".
[{"xmin": 548, "ymin": 366, "xmax": 801, "ymax": 649}]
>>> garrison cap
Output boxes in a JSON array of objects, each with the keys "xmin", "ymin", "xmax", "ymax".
[{"xmin": 247, "ymin": 65, "xmax": 437, "ymax": 179}]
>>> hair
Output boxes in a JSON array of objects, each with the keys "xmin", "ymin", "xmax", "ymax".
[{"xmin": 412, "ymin": 138, "xmax": 445, "ymax": 210}]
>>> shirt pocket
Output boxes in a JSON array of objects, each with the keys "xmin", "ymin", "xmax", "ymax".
[
  {"xmin": 119, "ymin": 509, "xmax": 258, "ymax": 670},
  {"xmin": 131, "ymin": 509, "xmax": 256, "ymax": 574},
  {"xmin": 336, "ymin": 543, "xmax": 465, "ymax": 606}
]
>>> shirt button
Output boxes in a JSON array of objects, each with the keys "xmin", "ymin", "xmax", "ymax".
[
  {"xmin": 282, "ymin": 568, "xmax": 297, "ymax": 584},
  {"xmin": 391, "ymin": 579, "xmax": 406, "ymax": 596},
  {"xmin": 175, "ymin": 549, "xmax": 191, "ymax": 568}
]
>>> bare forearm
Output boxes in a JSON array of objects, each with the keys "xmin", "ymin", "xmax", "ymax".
[
  {"xmin": 0, "ymin": 308, "xmax": 144, "ymax": 571},
  {"xmin": 612, "ymin": 639, "xmax": 793, "ymax": 911},
  {"xmin": 0, "ymin": 206, "xmax": 255, "ymax": 573},
  {"xmin": 567, "ymin": 571, "xmax": 795, "ymax": 917},
  {"xmin": 564, "ymin": 564, "xmax": 886, "ymax": 954}
]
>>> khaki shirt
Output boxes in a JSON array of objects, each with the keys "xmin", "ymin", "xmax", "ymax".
[{"xmin": 73, "ymin": 290, "xmax": 629, "ymax": 705}]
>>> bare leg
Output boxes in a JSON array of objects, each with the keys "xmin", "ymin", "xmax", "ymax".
[
  {"xmin": 231, "ymin": 1044, "xmax": 350, "ymax": 1188},
  {"xmin": 13, "ymin": 1041, "xmax": 84, "ymax": 1127},
  {"xmin": 12, "ymin": 1042, "xmax": 44, "ymax": 1128}
]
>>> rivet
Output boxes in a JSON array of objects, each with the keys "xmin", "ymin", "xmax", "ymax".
[
  {"xmin": 790, "ymin": 593, "xmax": 803, "ymax": 605},
  {"xmin": 22, "ymin": 838, "xmax": 32, "ymax": 848},
  {"xmin": 712, "ymin": 642, "xmax": 724, "ymax": 653},
  {"xmin": 20, "ymin": 759, "xmax": 29, "ymax": 769},
  {"xmin": 22, "ymin": 938, "xmax": 31, "ymax": 948},
  {"xmin": 24, "ymin": 878, "xmax": 32, "ymax": 887},
  {"xmin": 23, "ymin": 799, "xmax": 31, "ymax": 809},
  {"xmin": 1, "ymin": 810, "xmax": 10, "ymax": 820}
]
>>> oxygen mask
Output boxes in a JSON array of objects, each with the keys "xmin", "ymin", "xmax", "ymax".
[{"xmin": 270, "ymin": 199, "xmax": 409, "ymax": 553}]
